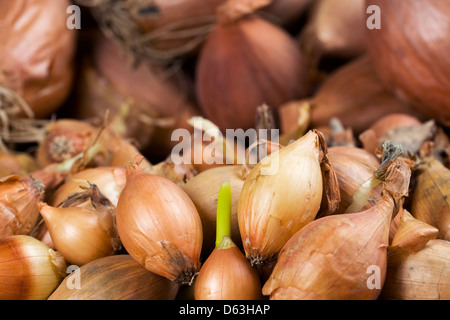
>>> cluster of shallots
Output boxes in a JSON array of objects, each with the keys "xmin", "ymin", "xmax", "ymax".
[{"xmin": 0, "ymin": 0, "xmax": 449, "ymax": 301}]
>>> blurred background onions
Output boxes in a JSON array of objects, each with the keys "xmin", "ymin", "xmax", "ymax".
[
  {"xmin": 366, "ymin": 0, "xmax": 450, "ymax": 125},
  {"xmin": 0, "ymin": 0, "xmax": 76, "ymax": 118}
]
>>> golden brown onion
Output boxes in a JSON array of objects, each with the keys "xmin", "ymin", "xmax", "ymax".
[{"xmin": 116, "ymin": 162, "xmax": 203, "ymax": 285}]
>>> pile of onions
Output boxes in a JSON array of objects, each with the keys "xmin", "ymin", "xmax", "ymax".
[
  {"xmin": 281, "ymin": 56, "xmax": 425, "ymax": 136},
  {"xmin": 196, "ymin": 0, "xmax": 309, "ymax": 131},
  {"xmin": 366, "ymin": 0, "xmax": 450, "ymax": 125},
  {"xmin": 0, "ymin": 0, "xmax": 76, "ymax": 118}
]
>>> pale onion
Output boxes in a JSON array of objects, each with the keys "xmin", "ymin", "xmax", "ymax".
[
  {"xmin": 116, "ymin": 162, "xmax": 203, "ymax": 285},
  {"xmin": 0, "ymin": 0, "xmax": 76, "ymax": 118},
  {"xmin": 366, "ymin": 0, "xmax": 450, "ymax": 124},
  {"xmin": 196, "ymin": 0, "xmax": 309, "ymax": 131},
  {"xmin": 39, "ymin": 201, "xmax": 119, "ymax": 266},
  {"xmin": 238, "ymin": 130, "xmax": 339, "ymax": 274},
  {"xmin": 0, "ymin": 235, "xmax": 66, "ymax": 300},
  {"xmin": 49, "ymin": 255, "xmax": 179, "ymax": 300}
]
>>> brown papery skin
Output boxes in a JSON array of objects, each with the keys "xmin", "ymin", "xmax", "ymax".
[
  {"xmin": 0, "ymin": 175, "xmax": 41, "ymax": 238},
  {"xmin": 309, "ymin": 56, "xmax": 425, "ymax": 135},
  {"xmin": 116, "ymin": 166, "xmax": 203, "ymax": 284},
  {"xmin": 0, "ymin": 235, "xmax": 64, "ymax": 300},
  {"xmin": 366, "ymin": 0, "xmax": 450, "ymax": 124},
  {"xmin": 194, "ymin": 243, "xmax": 262, "ymax": 300},
  {"xmin": 0, "ymin": 0, "xmax": 76, "ymax": 118},
  {"xmin": 327, "ymin": 147, "xmax": 381, "ymax": 214},
  {"xmin": 262, "ymin": 196, "xmax": 394, "ymax": 300},
  {"xmin": 49, "ymin": 166, "xmax": 126, "ymax": 208},
  {"xmin": 49, "ymin": 255, "xmax": 179, "ymax": 300},
  {"xmin": 196, "ymin": 16, "xmax": 308, "ymax": 131},
  {"xmin": 263, "ymin": 159, "xmax": 411, "ymax": 299},
  {"xmin": 381, "ymin": 240, "xmax": 450, "ymax": 300},
  {"xmin": 411, "ymin": 158, "xmax": 450, "ymax": 241}
]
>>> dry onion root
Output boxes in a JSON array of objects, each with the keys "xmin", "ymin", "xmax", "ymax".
[{"xmin": 263, "ymin": 157, "xmax": 412, "ymax": 300}]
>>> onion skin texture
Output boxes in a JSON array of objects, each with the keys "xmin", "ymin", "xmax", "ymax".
[
  {"xmin": 238, "ymin": 131, "xmax": 323, "ymax": 267},
  {"xmin": 116, "ymin": 165, "xmax": 203, "ymax": 284},
  {"xmin": 0, "ymin": 175, "xmax": 42, "ymax": 238},
  {"xmin": 262, "ymin": 197, "xmax": 394, "ymax": 300},
  {"xmin": 194, "ymin": 238, "xmax": 262, "ymax": 300},
  {"xmin": 0, "ymin": 0, "xmax": 76, "ymax": 118},
  {"xmin": 182, "ymin": 165, "xmax": 245, "ymax": 257},
  {"xmin": 0, "ymin": 235, "xmax": 65, "ymax": 300},
  {"xmin": 327, "ymin": 146, "xmax": 381, "ymax": 214},
  {"xmin": 366, "ymin": 0, "xmax": 450, "ymax": 124},
  {"xmin": 381, "ymin": 240, "xmax": 450, "ymax": 300},
  {"xmin": 196, "ymin": 16, "xmax": 308, "ymax": 131},
  {"xmin": 49, "ymin": 167, "xmax": 126, "ymax": 208},
  {"xmin": 263, "ymin": 159, "xmax": 411, "ymax": 299},
  {"xmin": 0, "ymin": 153, "xmax": 39, "ymax": 178},
  {"xmin": 49, "ymin": 255, "xmax": 179, "ymax": 300},
  {"xmin": 411, "ymin": 158, "xmax": 450, "ymax": 241}
]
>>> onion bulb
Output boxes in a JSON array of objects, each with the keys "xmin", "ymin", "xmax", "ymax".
[
  {"xmin": 116, "ymin": 160, "xmax": 203, "ymax": 285},
  {"xmin": 0, "ymin": 0, "xmax": 76, "ymax": 118},
  {"xmin": 0, "ymin": 174, "xmax": 43, "ymax": 238},
  {"xmin": 366, "ymin": 0, "xmax": 450, "ymax": 124},
  {"xmin": 238, "ymin": 130, "xmax": 340, "ymax": 273},
  {"xmin": 411, "ymin": 155, "xmax": 450, "ymax": 241},
  {"xmin": 49, "ymin": 255, "xmax": 179, "ymax": 300},
  {"xmin": 194, "ymin": 183, "xmax": 262, "ymax": 300},
  {"xmin": 263, "ymin": 158, "xmax": 412, "ymax": 299},
  {"xmin": 196, "ymin": 0, "xmax": 309, "ymax": 131},
  {"xmin": 381, "ymin": 239, "xmax": 450, "ymax": 300},
  {"xmin": 0, "ymin": 235, "xmax": 66, "ymax": 300}
]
